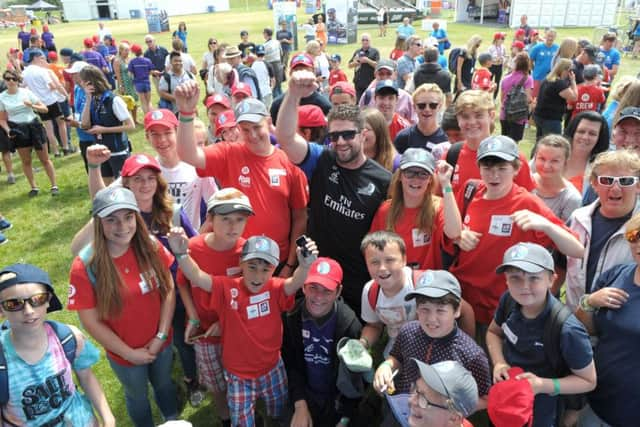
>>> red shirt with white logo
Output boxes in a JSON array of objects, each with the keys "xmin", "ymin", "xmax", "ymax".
[
  {"xmin": 568, "ymin": 83, "xmax": 606, "ymax": 119},
  {"xmin": 388, "ymin": 113, "xmax": 411, "ymax": 142},
  {"xmin": 197, "ymin": 142, "xmax": 309, "ymax": 261},
  {"xmin": 471, "ymin": 67, "xmax": 493, "ymax": 91},
  {"xmin": 68, "ymin": 243, "xmax": 174, "ymax": 366},
  {"xmin": 208, "ymin": 276, "xmax": 294, "ymax": 378}
]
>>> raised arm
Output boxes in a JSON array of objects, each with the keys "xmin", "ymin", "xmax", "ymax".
[
  {"xmin": 174, "ymin": 80, "xmax": 206, "ymax": 169},
  {"xmin": 511, "ymin": 210, "xmax": 584, "ymax": 258},
  {"xmin": 167, "ymin": 226, "xmax": 213, "ymax": 291},
  {"xmin": 436, "ymin": 160, "xmax": 462, "ymax": 239},
  {"xmin": 283, "ymin": 237, "xmax": 318, "ymax": 296}
]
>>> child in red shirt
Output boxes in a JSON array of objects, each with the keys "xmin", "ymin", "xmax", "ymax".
[
  {"xmin": 471, "ymin": 53, "xmax": 496, "ymax": 93},
  {"xmin": 169, "ymin": 231, "xmax": 319, "ymax": 426},
  {"xmin": 567, "ymin": 64, "xmax": 606, "ymax": 119},
  {"xmin": 328, "ymin": 53, "xmax": 347, "ymax": 86}
]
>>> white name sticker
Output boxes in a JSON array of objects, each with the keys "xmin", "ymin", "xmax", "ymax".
[
  {"xmin": 489, "ymin": 215, "xmax": 513, "ymax": 237},
  {"xmin": 250, "ymin": 291, "xmax": 270, "ymax": 305}
]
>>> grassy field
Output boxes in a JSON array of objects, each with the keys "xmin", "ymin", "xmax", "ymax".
[{"xmin": 0, "ymin": 2, "xmax": 637, "ymax": 425}]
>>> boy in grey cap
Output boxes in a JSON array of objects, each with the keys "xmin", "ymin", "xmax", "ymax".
[
  {"xmin": 409, "ymin": 359, "xmax": 478, "ymax": 427},
  {"xmin": 486, "ymin": 242, "xmax": 596, "ymax": 427},
  {"xmin": 168, "ymin": 230, "xmax": 319, "ymax": 426}
]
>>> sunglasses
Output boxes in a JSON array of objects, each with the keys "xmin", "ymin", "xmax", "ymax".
[
  {"xmin": 412, "ymin": 43, "xmax": 423, "ymax": 47},
  {"xmin": 402, "ymin": 169, "xmax": 431, "ymax": 179},
  {"xmin": 328, "ymin": 130, "xmax": 358, "ymax": 142},
  {"xmin": 416, "ymin": 102, "xmax": 439, "ymax": 110},
  {"xmin": 596, "ymin": 175, "xmax": 639, "ymax": 187},
  {"xmin": 625, "ymin": 229, "xmax": 640, "ymax": 243},
  {"xmin": 3, "ymin": 77, "xmax": 17, "ymax": 82},
  {"xmin": 410, "ymin": 383, "xmax": 451, "ymax": 411},
  {"xmin": 0, "ymin": 292, "xmax": 50, "ymax": 312},
  {"xmin": 209, "ymin": 41, "xmax": 217, "ymax": 45}
]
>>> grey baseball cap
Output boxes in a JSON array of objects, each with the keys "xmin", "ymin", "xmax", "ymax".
[
  {"xmin": 241, "ymin": 236, "xmax": 280, "ymax": 266},
  {"xmin": 92, "ymin": 187, "xmax": 139, "ymax": 218},
  {"xmin": 399, "ymin": 148, "xmax": 436, "ymax": 174},
  {"xmin": 413, "ymin": 359, "xmax": 479, "ymax": 418},
  {"xmin": 375, "ymin": 59, "xmax": 396, "ymax": 72},
  {"xmin": 496, "ymin": 242, "xmax": 554, "ymax": 274},
  {"xmin": 234, "ymin": 98, "xmax": 268, "ymax": 124},
  {"xmin": 477, "ymin": 135, "xmax": 519, "ymax": 162},
  {"xmin": 615, "ymin": 106, "xmax": 640, "ymax": 126},
  {"xmin": 583, "ymin": 64, "xmax": 602, "ymax": 80},
  {"xmin": 405, "ymin": 270, "xmax": 462, "ymax": 300},
  {"xmin": 206, "ymin": 187, "xmax": 254, "ymax": 216}
]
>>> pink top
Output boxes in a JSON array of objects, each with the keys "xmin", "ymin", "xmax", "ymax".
[{"xmin": 500, "ymin": 71, "xmax": 534, "ymax": 124}]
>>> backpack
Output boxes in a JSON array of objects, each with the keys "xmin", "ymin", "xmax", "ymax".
[
  {"xmin": 502, "ymin": 292, "xmax": 572, "ymax": 376},
  {"xmin": 503, "ymin": 74, "xmax": 530, "ymax": 122},
  {"xmin": 448, "ymin": 48, "xmax": 463, "ymax": 74},
  {"xmin": 0, "ymin": 320, "xmax": 77, "ymax": 405},
  {"xmin": 441, "ymin": 179, "xmax": 480, "ymax": 269},
  {"xmin": 79, "ymin": 203, "xmax": 182, "ymax": 284},
  {"xmin": 367, "ymin": 269, "xmax": 422, "ymax": 311},
  {"xmin": 159, "ymin": 71, "xmax": 194, "ymax": 109}
]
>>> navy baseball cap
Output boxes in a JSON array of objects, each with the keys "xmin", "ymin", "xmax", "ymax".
[{"xmin": 0, "ymin": 264, "xmax": 63, "ymax": 312}]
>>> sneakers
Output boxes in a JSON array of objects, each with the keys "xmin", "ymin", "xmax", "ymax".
[
  {"xmin": 0, "ymin": 218, "xmax": 11, "ymax": 231},
  {"xmin": 0, "ymin": 232, "xmax": 6, "ymax": 246},
  {"xmin": 6, "ymin": 173, "xmax": 15, "ymax": 184},
  {"xmin": 28, "ymin": 188, "xmax": 39, "ymax": 197},
  {"xmin": 185, "ymin": 380, "xmax": 204, "ymax": 408},
  {"xmin": 51, "ymin": 186, "xmax": 59, "ymax": 196}
]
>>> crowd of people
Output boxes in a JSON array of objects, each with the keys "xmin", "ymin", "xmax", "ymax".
[{"xmin": 1, "ymin": 11, "xmax": 639, "ymax": 427}]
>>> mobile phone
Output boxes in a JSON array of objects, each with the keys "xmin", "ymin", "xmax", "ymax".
[{"xmin": 296, "ymin": 235, "xmax": 311, "ymax": 257}]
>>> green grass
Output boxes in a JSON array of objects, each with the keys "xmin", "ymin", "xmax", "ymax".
[{"xmin": 0, "ymin": 4, "xmax": 637, "ymax": 425}]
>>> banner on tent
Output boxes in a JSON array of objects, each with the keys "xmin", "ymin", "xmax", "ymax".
[
  {"xmin": 324, "ymin": 0, "xmax": 358, "ymax": 44},
  {"xmin": 273, "ymin": 1, "xmax": 298, "ymax": 51}
]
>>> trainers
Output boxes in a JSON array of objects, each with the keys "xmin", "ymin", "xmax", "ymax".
[
  {"xmin": 7, "ymin": 173, "xmax": 15, "ymax": 184},
  {"xmin": 51, "ymin": 186, "xmax": 59, "ymax": 196},
  {"xmin": 0, "ymin": 232, "xmax": 6, "ymax": 246},
  {"xmin": 28, "ymin": 188, "xmax": 39, "ymax": 197},
  {"xmin": 185, "ymin": 380, "xmax": 204, "ymax": 407},
  {"xmin": 0, "ymin": 218, "xmax": 11, "ymax": 231}
]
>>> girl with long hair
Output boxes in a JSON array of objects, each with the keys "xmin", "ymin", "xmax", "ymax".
[
  {"xmin": 113, "ymin": 42, "xmax": 139, "ymax": 124},
  {"xmin": 533, "ymin": 58, "xmax": 577, "ymax": 140},
  {"xmin": 363, "ymin": 108, "xmax": 399, "ymax": 171},
  {"xmin": 455, "ymin": 34, "xmax": 482, "ymax": 94}
]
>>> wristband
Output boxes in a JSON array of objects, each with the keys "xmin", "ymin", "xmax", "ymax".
[
  {"xmin": 382, "ymin": 360, "xmax": 394, "ymax": 369},
  {"xmin": 551, "ymin": 378, "xmax": 561, "ymax": 396},
  {"xmin": 444, "ymin": 186, "xmax": 453, "ymax": 193},
  {"xmin": 179, "ymin": 116, "xmax": 194, "ymax": 123},
  {"xmin": 188, "ymin": 318, "xmax": 200, "ymax": 327},
  {"xmin": 87, "ymin": 163, "xmax": 100, "ymax": 169},
  {"xmin": 156, "ymin": 332, "xmax": 168, "ymax": 341},
  {"xmin": 339, "ymin": 417, "xmax": 349, "ymax": 426},
  {"xmin": 174, "ymin": 253, "xmax": 189, "ymax": 260}
]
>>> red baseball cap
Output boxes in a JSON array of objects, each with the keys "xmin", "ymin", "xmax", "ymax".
[
  {"xmin": 92, "ymin": 34, "xmax": 100, "ymax": 43},
  {"xmin": 83, "ymin": 38, "xmax": 94, "ymax": 48},
  {"xmin": 215, "ymin": 110, "xmax": 237, "ymax": 137},
  {"xmin": 30, "ymin": 28, "xmax": 37, "ymax": 34},
  {"xmin": 298, "ymin": 104, "xmax": 327, "ymax": 128},
  {"xmin": 9, "ymin": 48, "xmax": 19, "ymax": 54},
  {"xmin": 512, "ymin": 41, "xmax": 525, "ymax": 50},
  {"xmin": 205, "ymin": 93, "xmax": 231, "ymax": 110},
  {"xmin": 130, "ymin": 44, "xmax": 143, "ymax": 55},
  {"xmin": 494, "ymin": 32, "xmax": 506, "ymax": 40},
  {"xmin": 515, "ymin": 28, "xmax": 526, "ymax": 38},
  {"xmin": 144, "ymin": 109, "xmax": 178, "ymax": 131},
  {"xmin": 329, "ymin": 81, "xmax": 356, "ymax": 98},
  {"xmin": 304, "ymin": 257, "xmax": 343, "ymax": 290},
  {"xmin": 18, "ymin": 23, "xmax": 25, "ymax": 27},
  {"xmin": 290, "ymin": 52, "xmax": 314, "ymax": 70},
  {"xmin": 47, "ymin": 51, "xmax": 58, "ymax": 61},
  {"xmin": 487, "ymin": 367, "xmax": 534, "ymax": 427},
  {"xmin": 232, "ymin": 82, "xmax": 252, "ymax": 98},
  {"xmin": 121, "ymin": 153, "xmax": 161, "ymax": 177}
]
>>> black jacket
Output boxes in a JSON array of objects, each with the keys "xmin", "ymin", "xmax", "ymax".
[
  {"xmin": 413, "ymin": 62, "xmax": 452, "ymax": 95},
  {"xmin": 282, "ymin": 298, "xmax": 362, "ymax": 420}
]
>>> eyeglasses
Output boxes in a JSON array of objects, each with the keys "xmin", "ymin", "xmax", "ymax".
[
  {"xmin": 410, "ymin": 383, "xmax": 451, "ymax": 411},
  {"xmin": 412, "ymin": 43, "xmax": 423, "ymax": 47},
  {"xmin": 596, "ymin": 176, "xmax": 639, "ymax": 187},
  {"xmin": 328, "ymin": 130, "xmax": 358, "ymax": 142},
  {"xmin": 209, "ymin": 41, "xmax": 217, "ymax": 45},
  {"xmin": 625, "ymin": 229, "xmax": 640, "ymax": 243},
  {"xmin": 0, "ymin": 292, "xmax": 50, "ymax": 312},
  {"xmin": 3, "ymin": 77, "xmax": 17, "ymax": 82},
  {"xmin": 416, "ymin": 102, "xmax": 439, "ymax": 110},
  {"xmin": 402, "ymin": 169, "xmax": 431, "ymax": 179}
]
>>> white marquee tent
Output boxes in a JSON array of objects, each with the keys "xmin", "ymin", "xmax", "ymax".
[{"xmin": 60, "ymin": 0, "xmax": 229, "ymax": 21}]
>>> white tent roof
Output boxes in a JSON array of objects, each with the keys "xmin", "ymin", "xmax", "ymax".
[{"xmin": 30, "ymin": 0, "xmax": 57, "ymax": 9}]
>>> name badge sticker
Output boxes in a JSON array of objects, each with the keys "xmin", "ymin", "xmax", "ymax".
[{"xmin": 489, "ymin": 215, "xmax": 513, "ymax": 237}]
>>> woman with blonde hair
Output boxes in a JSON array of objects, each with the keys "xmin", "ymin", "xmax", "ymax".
[
  {"xmin": 455, "ymin": 34, "xmax": 482, "ymax": 94},
  {"xmin": 551, "ymin": 37, "xmax": 578, "ymax": 67},
  {"xmin": 363, "ymin": 108, "xmax": 399, "ymax": 171},
  {"xmin": 68, "ymin": 186, "xmax": 178, "ymax": 427},
  {"xmin": 370, "ymin": 148, "xmax": 461, "ymax": 269},
  {"xmin": 113, "ymin": 42, "xmax": 138, "ymax": 124},
  {"xmin": 306, "ymin": 40, "xmax": 329, "ymax": 93},
  {"xmin": 533, "ymin": 58, "xmax": 577, "ymax": 140},
  {"xmin": 602, "ymin": 76, "xmax": 635, "ymax": 132}
]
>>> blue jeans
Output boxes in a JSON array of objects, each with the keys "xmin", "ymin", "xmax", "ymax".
[
  {"xmin": 108, "ymin": 344, "xmax": 178, "ymax": 427},
  {"xmin": 534, "ymin": 115, "xmax": 562, "ymax": 141},
  {"xmin": 172, "ymin": 295, "xmax": 197, "ymax": 381}
]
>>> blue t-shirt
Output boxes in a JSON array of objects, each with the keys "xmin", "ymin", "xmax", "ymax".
[
  {"xmin": 599, "ymin": 47, "xmax": 621, "ymax": 71},
  {"xmin": 529, "ymin": 43, "xmax": 559, "ymax": 81},
  {"xmin": 431, "ymin": 28, "xmax": 448, "ymax": 54},
  {"xmin": 396, "ymin": 24, "xmax": 415, "ymax": 39},
  {"xmin": 494, "ymin": 292, "xmax": 593, "ymax": 427},
  {"xmin": 297, "ymin": 141, "xmax": 324, "ymax": 181},
  {"xmin": 73, "ymin": 86, "xmax": 93, "ymax": 142},
  {"xmin": 302, "ymin": 310, "xmax": 338, "ymax": 396},
  {"xmin": 589, "ymin": 263, "xmax": 640, "ymax": 426}
]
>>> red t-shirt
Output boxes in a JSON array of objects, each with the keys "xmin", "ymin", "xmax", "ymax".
[
  {"xmin": 329, "ymin": 69, "xmax": 348, "ymax": 86},
  {"xmin": 197, "ymin": 142, "xmax": 309, "ymax": 261},
  {"xmin": 68, "ymin": 243, "xmax": 174, "ymax": 366},
  {"xmin": 447, "ymin": 183, "xmax": 569, "ymax": 324},
  {"xmin": 176, "ymin": 234, "xmax": 244, "ymax": 344},
  {"xmin": 445, "ymin": 142, "xmax": 536, "ymax": 194},
  {"xmin": 568, "ymin": 84, "xmax": 606, "ymax": 119},
  {"xmin": 389, "ymin": 113, "xmax": 411, "ymax": 142},
  {"xmin": 390, "ymin": 49, "xmax": 404, "ymax": 61},
  {"xmin": 370, "ymin": 200, "xmax": 445, "ymax": 270},
  {"xmin": 471, "ymin": 67, "xmax": 493, "ymax": 91},
  {"xmin": 208, "ymin": 276, "xmax": 294, "ymax": 378}
]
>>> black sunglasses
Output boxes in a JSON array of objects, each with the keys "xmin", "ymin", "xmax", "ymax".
[
  {"xmin": 0, "ymin": 292, "xmax": 50, "ymax": 312},
  {"xmin": 416, "ymin": 102, "xmax": 439, "ymax": 110},
  {"xmin": 328, "ymin": 130, "xmax": 358, "ymax": 142},
  {"xmin": 3, "ymin": 77, "xmax": 17, "ymax": 82}
]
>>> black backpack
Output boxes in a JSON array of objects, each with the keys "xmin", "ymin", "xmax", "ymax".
[
  {"xmin": 448, "ymin": 48, "xmax": 463, "ymax": 74},
  {"xmin": 502, "ymin": 292, "xmax": 573, "ymax": 376},
  {"xmin": 503, "ymin": 74, "xmax": 530, "ymax": 122}
]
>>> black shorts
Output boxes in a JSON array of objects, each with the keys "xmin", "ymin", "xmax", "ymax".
[
  {"xmin": 8, "ymin": 120, "xmax": 47, "ymax": 150},
  {"xmin": 38, "ymin": 102, "xmax": 64, "ymax": 121},
  {"xmin": 0, "ymin": 128, "xmax": 13, "ymax": 153}
]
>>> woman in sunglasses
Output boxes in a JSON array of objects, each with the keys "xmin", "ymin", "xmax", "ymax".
[
  {"xmin": 370, "ymin": 148, "xmax": 461, "ymax": 270},
  {"xmin": 68, "ymin": 186, "xmax": 178, "ymax": 426},
  {"xmin": 574, "ymin": 212, "xmax": 640, "ymax": 427},
  {"xmin": 0, "ymin": 263, "xmax": 114, "ymax": 426},
  {"xmin": 559, "ymin": 149, "xmax": 640, "ymax": 313},
  {"xmin": 0, "ymin": 68, "xmax": 58, "ymax": 196}
]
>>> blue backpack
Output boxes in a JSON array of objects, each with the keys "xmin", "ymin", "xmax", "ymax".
[{"xmin": 0, "ymin": 320, "xmax": 77, "ymax": 405}]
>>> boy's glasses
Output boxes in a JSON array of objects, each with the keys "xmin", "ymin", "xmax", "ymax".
[
  {"xmin": 416, "ymin": 102, "xmax": 439, "ymax": 110},
  {"xmin": 0, "ymin": 292, "xmax": 50, "ymax": 312},
  {"xmin": 328, "ymin": 130, "xmax": 358, "ymax": 142},
  {"xmin": 597, "ymin": 176, "xmax": 639, "ymax": 187},
  {"xmin": 625, "ymin": 229, "xmax": 640, "ymax": 243},
  {"xmin": 410, "ymin": 383, "xmax": 451, "ymax": 411}
]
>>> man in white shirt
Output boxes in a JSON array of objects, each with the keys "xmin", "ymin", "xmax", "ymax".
[{"xmin": 263, "ymin": 27, "xmax": 283, "ymax": 97}]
